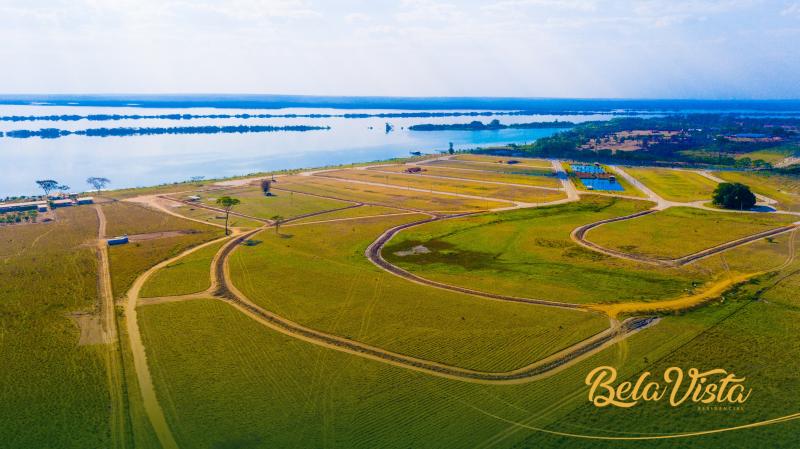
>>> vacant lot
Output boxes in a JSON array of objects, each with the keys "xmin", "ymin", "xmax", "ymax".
[
  {"xmin": 715, "ymin": 170, "xmax": 800, "ymax": 212},
  {"xmin": 0, "ymin": 207, "xmax": 113, "ymax": 448},
  {"xmin": 165, "ymin": 203, "xmax": 264, "ymax": 228},
  {"xmin": 384, "ymin": 196, "xmax": 707, "ymax": 304},
  {"xmin": 103, "ymin": 202, "xmax": 222, "ymax": 298},
  {"xmin": 278, "ymin": 176, "xmax": 511, "ymax": 212},
  {"xmin": 318, "ymin": 169, "xmax": 566, "ymax": 204},
  {"xmin": 371, "ymin": 164, "xmax": 562, "ymax": 188},
  {"xmin": 229, "ymin": 214, "xmax": 608, "ymax": 372},
  {"xmin": 453, "ymin": 154, "xmax": 553, "ymax": 167},
  {"xmin": 134, "ymin": 279, "xmax": 785, "ymax": 449},
  {"xmin": 140, "ymin": 239, "xmax": 227, "ymax": 298},
  {"xmin": 625, "ymin": 167, "xmax": 718, "ymax": 202},
  {"xmin": 194, "ymin": 185, "xmax": 351, "ymax": 220},
  {"xmin": 551, "ymin": 279, "xmax": 800, "ymax": 448},
  {"xmin": 424, "ymin": 159, "xmax": 555, "ymax": 176},
  {"xmin": 586, "ymin": 207, "xmax": 797, "ymax": 259}
]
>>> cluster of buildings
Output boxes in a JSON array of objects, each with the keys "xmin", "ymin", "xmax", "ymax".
[{"xmin": 0, "ymin": 195, "xmax": 94, "ymax": 215}]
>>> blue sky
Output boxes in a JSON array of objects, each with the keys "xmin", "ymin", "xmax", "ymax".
[{"xmin": 2, "ymin": 0, "xmax": 799, "ymax": 98}]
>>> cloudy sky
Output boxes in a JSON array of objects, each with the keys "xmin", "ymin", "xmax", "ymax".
[{"xmin": 2, "ymin": 0, "xmax": 799, "ymax": 98}]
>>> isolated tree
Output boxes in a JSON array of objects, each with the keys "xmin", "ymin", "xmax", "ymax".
[
  {"xmin": 215, "ymin": 196, "xmax": 240, "ymax": 235},
  {"xmin": 86, "ymin": 177, "xmax": 110, "ymax": 194},
  {"xmin": 712, "ymin": 182, "xmax": 757, "ymax": 210},
  {"xmin": 448, "ymin": 142, "xmax": 455, "ymax": 154},
  {"xmin": 35, "ymin": 180, "xmax": 59, "ymax": 198},
  {"xmin": 261, "ymin": 179, "xmax": 272, "ymax": 196},
  {"xmin": 271, "ymin": 215, "xmax": 285, "ymax": 234}
]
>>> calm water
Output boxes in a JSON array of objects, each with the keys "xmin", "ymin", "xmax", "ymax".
[{"xmin": 0, "ymin": 104, "xmax": 615, "ymax": 196}]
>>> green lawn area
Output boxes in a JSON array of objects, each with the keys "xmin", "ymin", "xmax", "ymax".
[
  {"xmin": 136, "ymin": 283, "xmax": 800, "ymax": 449},
  {"xmin": 625, "ymin": 167, "xmax": 719, "ymax": 202},
  {"xmin": 228, "ymin": 214, "xmax": 608, "ymax": 372},
  {"xmin": 288, "ymin": 204, "xmax": 407, "ymax": 224},
  {"xmin": 384, "ymin": 196, "xmax": 708, "ymax": 304},
  {"xmin": 0, "ymin": 207, "xmax": 113, "ymax": 448},
  {"xmin": 715, "ymin": 170, "xmax": 800, "ymax": 212},
  {"xmin": 371, "ymin": 163, "xmax": 562, "ymax": 188},
  {"xmin": 103, "ymin": 202, "xmax": 223, "ymax": 298},
  {"xmin": 454, "ymin": 153, "xmax": 553, "ymax": 167},
  {"xmin": 168, "ymin": 203, "xmax": 264, "ymax": 228},
  {"xmin": 278, "ymin": 176, "xmax": 511, "ymax": 212},
  {"xmin": 549, "ymin": 275, "xmax": 800, "ymax": 448},
  {"xmin": 319, "ymin": 169, "xmax": 566, "ymax": 204},
  {"xmin": 735, "ymin": 145, "xmax": 797, "ymax": 164},
  {"xmin": 424, "ymin": 159, "xmax": 555, "ymax": 175},
  {"xmin": 585, "ymin": 207, "xmax": 797, "ymax": 259},
  {"xmin": 196, "ymin": 185, "xmax": 351, "ymax": 220},
  {"xmin": 140, "ymin": 239, "xmax": 227, "ymax": 298}
]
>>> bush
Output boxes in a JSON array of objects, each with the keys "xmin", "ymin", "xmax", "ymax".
[{"xmin": 712, "ymin": 182, "xmax": 757, "ymax": 210}]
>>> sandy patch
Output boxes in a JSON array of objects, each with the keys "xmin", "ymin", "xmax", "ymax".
[{"xmin": 394, "ymin": 245, "xmax": 431, "ymax": 257}]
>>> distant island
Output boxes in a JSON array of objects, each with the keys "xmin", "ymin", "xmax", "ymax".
[
  {"xmin": 1, "ymin": 124, "xmax": 330, "ymax": 139},
  {"xmin": 1, "ymin": 111, "xmax": 604, "ymax": 123},
  {"xmin": 408, "ymin": 119, "xmax": 575, "ymax": 131}
]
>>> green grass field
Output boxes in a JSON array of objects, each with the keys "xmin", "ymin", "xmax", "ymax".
[
  {"xmin": 585, "ymin": 207, "xmax": 797, "ymax": 259},
  {"xmin": 624, "ymin": 167, "xmax": 718, "ymax": 202},
  {"xmin": 166, "ymin": 203, "xmax": 264, "ymax": 228},
  {"xmin": 318, "ymin": 169, "xmax": 566, "ymax": 204},
  {"xmin": 0, "ymin": 207, "xmax": 113, "ymax": 448},
  {"xmin": 136, "ymin": 278, "xmax": 800, "ymax": 449},
  {"xmin": 549, "ymin": 269, "xmax": 800, "ymax": 448},
  {"xmin": 229, "ymin": 214, "xmax": 608, "ymax": 371},
  {"xmin": 453, "ymin": 153, "xmax": 553, "ymax": 167},
  {"xmin": 194, "ymin": 185, "xmax": 351, "ymax": 220},
  {"xmin": 384, "ymin": 196, "xmax": 712, "ymax": 304},
  {"xmin": 715, "ymin": 170, "xmax": 800, "ymax": 212},
  {"xmin": 735, "ymin": 145, "xmax": 797, "ymax": 164},
  {"xmin": 288, "ymin": 204, "xmax": 408, "ymax": 224},
  {"xmin": 370, "ymin": 163, "xmax": 562, "ymax": 188},
  {"xmin": 423, "ymin": 159, "xmax": 555, "ymax": 175},
  {"xmin": 278, "ymin": 176, "xmax": 511, "ymax": 211},
  {"xmin": 103, "ymin": 202, "xmax": 223, "ymax": 298},
  {"xmin": 140, "ymin": 239, "xmax": 226, "ymax": 298}
]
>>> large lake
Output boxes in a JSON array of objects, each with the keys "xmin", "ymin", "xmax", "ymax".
[{"xmin": 0, "ymin": 104, "xmax": 614, "ymax": 196}]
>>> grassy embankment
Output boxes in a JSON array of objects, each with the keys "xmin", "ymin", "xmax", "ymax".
[
  {"xmin": 102, "ymin": 201, "xmax": 223, "ymax": 298},
  {"xmin": 228, "ymin": 214, "xmax": 608, "ymax": 372},
  {"xmin": 318, "ymin": 169, "xmax": 566, "ymax": 204},
  {"xmin": 371, "ymin": 163, "xmax": 562, "ymax": 188},
  {"xmin": 585, "ymin": 207, "xmax": 798, "ymax": 259},
  {"xmin": 624, "ymin": 167, "xmax": 718, "ymax": 202},
  {"xmin": 0, "ymin": 207, "xmax": 113, "ymax": 448},
  {"xmin": 278, "ymin": 176, "xmax": 511, "ymax": 212}
]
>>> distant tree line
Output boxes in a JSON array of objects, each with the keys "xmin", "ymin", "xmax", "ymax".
[
  {"xmin": 1, "ymin": 124, "xmax": 331, "ymax": 139},
  {"xmin": 409, "ymin": 119, "xmax": 575, "ymax": 131}
]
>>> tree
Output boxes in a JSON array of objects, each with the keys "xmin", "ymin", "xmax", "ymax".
[
  {"xmin": 261, "ymin": 179, "xmax": 272, "ymax": 196},
  {"xmin": 57, "ymin": 185, "xmax": 71, "ymax": 194},
  {"xmin": 712, "ymin": 182, "xmax": 757, "ymax": 210},
  {"xmin": 215, "ymin": 196, "xmax": 240, "ymax": 235},
  {"xmin": 36, "ymin": 180, "xmax": 59, "ymax": 198},
  {"xmin": 86, "ymin": 177, "xmax": 111, "ymax": 194},
  {"xmin": 271, "ymin": 215, "xmax": 285, "ymax": 234}
]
